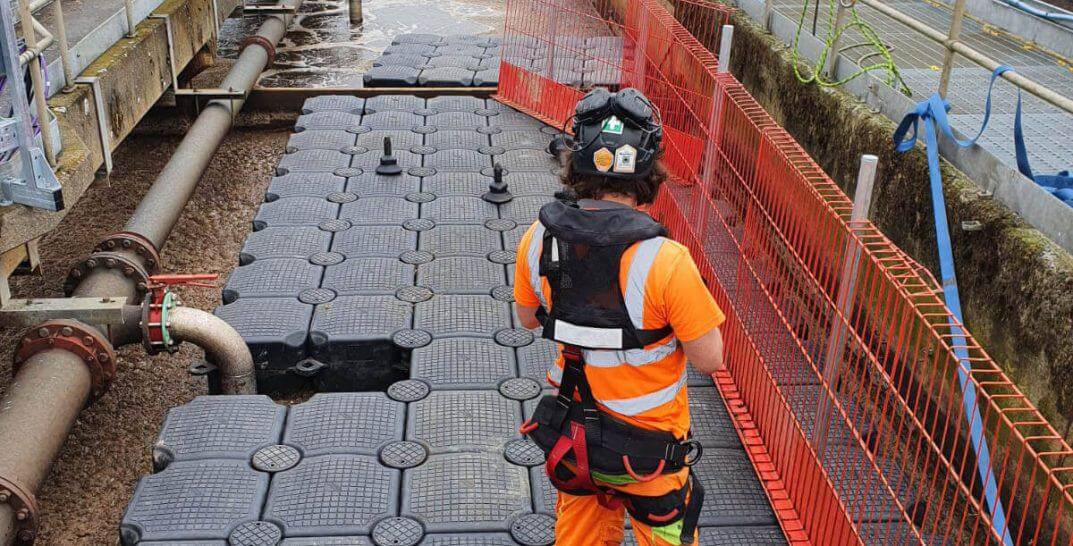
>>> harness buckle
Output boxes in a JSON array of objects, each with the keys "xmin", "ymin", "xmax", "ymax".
[{"xmin": 680, "ymin": 439, "xmax": 703, "ymax": 467}]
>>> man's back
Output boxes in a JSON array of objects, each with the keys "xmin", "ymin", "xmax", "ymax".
[{"xmin": 514, "ymin": 209, "xmax": 724, "ymax": 439}]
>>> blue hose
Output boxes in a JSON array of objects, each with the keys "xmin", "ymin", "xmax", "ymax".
[{"xmin": 998, "ymin": 0, "xmax": 1073, "ymax": 22}]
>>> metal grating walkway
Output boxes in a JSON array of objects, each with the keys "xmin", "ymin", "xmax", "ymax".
[{"xmin": 118, "ymin": 95, "xmax": 786, "ymax": 545}]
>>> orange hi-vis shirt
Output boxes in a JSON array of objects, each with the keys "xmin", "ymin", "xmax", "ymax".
[{"xmin": 514, "ymin": 215, "xmax": 725, "ymax": 439}]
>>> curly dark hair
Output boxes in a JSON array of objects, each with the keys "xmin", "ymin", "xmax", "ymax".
[{"xmin": 558, "ymin": 151, "xmax": 669, "ymax": 205}]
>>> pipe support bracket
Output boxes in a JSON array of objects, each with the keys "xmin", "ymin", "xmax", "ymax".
[
  {"xmin": 0, "ymin": 474, "xmax": 38, "ymax": 545},
  {"xmin": 13, "ymin": 319, "xmax": 117, "ymax": 400}
]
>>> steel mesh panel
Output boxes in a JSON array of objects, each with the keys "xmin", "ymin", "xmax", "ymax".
[
  {"xmin": 517, "ymin": 338, "xmax": 557, "ymax": 382},
  {"xmin": 301, "ymin": 95, "xmax": 365, "ymax": 115},
  {"xmin": 267, "ymin": 173, "xmax": 347, "ymax": 200},
  {"xmin": 418, "ymin": 257, "xmax": 505, "ymax": 294},
  {"xmin": 310, "ymin": 295, "xmax": 413, "ymax": 340},
  {"xmin": 414, "ymin": 295, "xmax": 511, "ymax": 338},
  {"xmin": 498, "ymin": 196, "xmax": 554, "ymax": 222},
  {"xmin": 402, "ymin": 452, "xmax": 532, "ymax": 532},
  {"xmin": 422, "ymin": 172, "xmax": 491, "ymax": 196},
  {"xmin": 410, "ymin": 338, "xmax": 518, "ymax": 389},
  {"xmin": 241, "ymin": 227, "xmax": 331, "ymax": 262},
  {"xmin": 820, "ymin": 442, "xmax": 916, "ymax": 523},
  {"xmin": 284, "ymin": 393, "xmax": 405, "ymax": 456},
  {"xmin": 321, "ymin": 257, "xmax": 414, "ymax": 295},
  {"xmin": 277, "ymin": 149, "xmax": 352, "ymax": 175},
  {"xmin": 296, "ymin": 111, "xmax": 363, "ymax": 131},
  {"xmin": 419, "ymin": 224, "xmax": 502, "ymax": 256},
  {"xmin": 693, "ymin": 448, "xmax": 777, "ymax": 526},
  {"xmin": 421, "ymin": 196, "xmax": 498, "ymax": 224},
  {"xmin": 263, "ymin": 454, "xmax": 399, "ymax": 537},
  {"xmin": 425, "ymin": 149, "xmax": 490, "ymax": 171},
  {"xmin": 153, "ymin": 395, "xmax": 285, "ymax": 468},
  {"xmin": 365, "ymin": 95, "xmax": 426, "ymax": 113},
  {"xmin": 331, "ymin": 225, "xmax": 417, "ymax": 257},
  {"xmin": 427, "ymin": 96, "xmax": 486, "ymax": 111},
  {"xmin": 287, "ymin": 131, "xmax": 358, "ymax": 152},
  {"xmin": 121, "ymin": 460, "xmax": 268, "ymax": 544},
  {"xmin": 356, "ymin": 130, "xmax": 423, "ymax": 150},
  {"xmin": 407, "ymin": 390, "xmax": 522, "ymax": 452},
  {"xmin": 254, "ymin": 197, "xmax": 340, "ymax": 229},
  {"xmin": 687, "ymin": 387, "xmax": 740, "ymax": 449},
  {"xmin": 339, "ymin": 197, "xmax": 419, "ymax": 225},
  {"xmin": 346, "ymin": 173, "xmax": 422, "ymax": 198},
  {"xmin": 223, "ymin": 259, "xmax": 323, "ymax": 301}
]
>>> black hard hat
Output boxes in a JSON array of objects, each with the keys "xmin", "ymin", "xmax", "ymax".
[{"xmin": 568, "ymin": 87, "xmax": 663, "ymax": 180}]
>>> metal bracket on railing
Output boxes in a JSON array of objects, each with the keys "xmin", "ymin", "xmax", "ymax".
[
  {"xmin": 140, "ymin": 273, "xmax": 219, "ymax": 355},
  {"xmin": 0, "ymin": 0, "xmax": 63, "ymax": 211},
  {"xmin": 174, "ymin": 87, "xmax": 246, "ymax": 116}
]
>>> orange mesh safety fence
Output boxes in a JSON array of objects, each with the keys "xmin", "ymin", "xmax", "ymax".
[{"xmin": 494, "ymin": 0, "xmax": 1073, "ymax": 544}]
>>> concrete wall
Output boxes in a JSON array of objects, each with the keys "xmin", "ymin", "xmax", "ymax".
[
  {"xmin": 715, "ymin": 11, "xmax": 1073, "ymax": 432},
  {"xmin": 0, "ymin": 0, "xmax": 243, "ymax": 255}
]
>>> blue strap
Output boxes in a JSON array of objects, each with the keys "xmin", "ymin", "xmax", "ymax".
[{"xmin": 892, "ymin": 67, "xmax": 1015, "ymax": 546}]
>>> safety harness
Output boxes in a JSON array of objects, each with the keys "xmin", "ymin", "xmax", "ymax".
[{"xmin": 521, "ymin": 199, "xmax": 705, "ymax": 544}]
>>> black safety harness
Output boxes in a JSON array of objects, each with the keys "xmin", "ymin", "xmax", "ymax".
[{"xmin": 521, "ymin": 200, "xmax": 705, "ymax": 544}]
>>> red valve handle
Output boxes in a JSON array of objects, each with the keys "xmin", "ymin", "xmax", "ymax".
[{"xmin": 146, "ymin": 273, "xmax": 220, "ymax": 289}]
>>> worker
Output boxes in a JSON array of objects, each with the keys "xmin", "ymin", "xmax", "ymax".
[{"xmin": 514, "ymin": 87, "xmax": 727, "ymax": 546}]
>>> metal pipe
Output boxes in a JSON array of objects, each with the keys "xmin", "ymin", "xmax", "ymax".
[
  {"xmin": 0, "ymin": 505, "xmax": 14, "ymax": 544},
  {"xmin": 860, "ymin": 0, "xmax": 1073, "ymax": 116},
  {"xmin": 166, "ymin": 306, "xmax": 256, "ymax": 395},
  {"xmin": 123, "ymin": 0, "xmax": 300, "ymax": 249},
  {"xmin": 937, "ymin": 0, "xmax": 968, "ymax": 98},
  {"xmin": 0, "ymin": 349, "xmax": 93, "ymax": 544},
  {"xmin": 349, "ymin": 0, "xmax": 362, "ymax": 24},
  {"xmin": 51, "ymin": 0, "xmax": 75, "ymax": 92},
  {"xmin": 17, "ymin": 1, "xmax": 56, "ymax": 166},
  {"xmin": 124, "ymin": 0, "xmax": 136, "ymax": 37},
  {"xmin": 823, "ymin": 3, "xmax": 849, "ymax": 78}
]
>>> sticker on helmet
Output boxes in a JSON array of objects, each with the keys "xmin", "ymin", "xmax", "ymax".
[
  {"xmin": 601, "ymin": 116, "xmax": 624, "ymax": 135},
  {"xmin": 593, "ymin": 147, "xmax": 614, "ymax": 173},
  {"xmin": 614, "ymin": 145, "xmax": 636, "ymax": 174}
]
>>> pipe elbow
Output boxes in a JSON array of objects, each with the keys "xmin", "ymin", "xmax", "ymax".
[{"xmin": 165, "ymin": 306, "xmax": 257, "ymax": 394}]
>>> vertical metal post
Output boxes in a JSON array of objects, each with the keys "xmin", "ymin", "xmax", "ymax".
[
  {"xmin": 17, "ymin": 0, "xmax": 55, "ymax": 166},
  {"xmin": 51, "ymin": 0, "xmax": 76, "ymax": 92},
  {"xmin": 937, "ymin": 0, "xmax": 968, "ymax": 98},
  {"xmin": 823, "ymin": 2, "xmax": 849, "ymax": 79},
  {"xmin": 813, "ymin": 154, "xmax": 877, "ymax": 459},
  {"xmin": 349, "ymin": 0, "xmax": 362, "ymax": 24},
  {"xmin": 124, "ymin": 0, "xmax": 137, "ymax": 37},
  {"xmin": 695, "ymin": 25, "xmax": 733, "ymax": 231}
]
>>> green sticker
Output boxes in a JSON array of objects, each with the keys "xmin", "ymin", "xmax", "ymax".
[{"xmin": 601, "ymin": 115, "xmax": 624, "ymax": 135}]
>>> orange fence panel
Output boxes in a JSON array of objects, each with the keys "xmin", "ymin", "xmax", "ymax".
[{"xmin": 495, "ymin": 0, "xmax": 1073, "ymax": 544}]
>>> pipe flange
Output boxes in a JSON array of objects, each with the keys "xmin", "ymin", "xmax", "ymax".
[
  {"xmin": 64, "ymin": 252, "xmax": 151, "ymax": 301},
  {"xmin": 241, "ymin": 35, "xmax": 277, "ymax": 67},
  {"xmin": 93, "ymin": 231, "xmax": 161, "ymax": 273},
  {"xmin": 0, "ymin": 474, "xmax": 38, "ymax": 545},
  {"xmin": 13, "ymin": 319, "xmax": 118, "ymax": 401},
  {"xmin": 141, "ymin": 289, "xmax": 179, "ymax": 355}
]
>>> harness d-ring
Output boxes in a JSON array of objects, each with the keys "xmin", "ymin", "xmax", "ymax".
[
  {"xmin": 682, "ymin": 440, "xmax": 703, "ymax": 467},
  {"xmin": 622, "ymin": 455, "xmax": 665, "ymax": 483}
]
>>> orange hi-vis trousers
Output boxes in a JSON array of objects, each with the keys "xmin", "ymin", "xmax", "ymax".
[{"xmin": 552, "ymin": 467, "xmax": 696, "ymax": 546}]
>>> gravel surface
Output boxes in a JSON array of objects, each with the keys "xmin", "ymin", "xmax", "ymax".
[{"xmin": 0, "ymin": 119, "xmax": 289, "ymax": 545}]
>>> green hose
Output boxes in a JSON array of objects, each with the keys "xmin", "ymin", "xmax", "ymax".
[{"xmin": 789, "ymin": 0, "xmax": 911, "ymax": 95}]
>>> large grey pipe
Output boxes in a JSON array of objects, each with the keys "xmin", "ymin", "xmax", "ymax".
[
  {"xmin": 0, "ymin": 3, "xmax": 299, "ymax": 540},
  {"xmin": 167, "ymin": 306, "xmax": 256, "ymax": 395}
]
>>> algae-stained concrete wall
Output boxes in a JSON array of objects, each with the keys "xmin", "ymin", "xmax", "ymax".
[{"xmin": 711, "ymin": 11, "xmax": 1073, "ymax": 431}]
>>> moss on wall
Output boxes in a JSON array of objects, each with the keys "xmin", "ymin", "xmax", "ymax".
[{"xmin": 721, "ymin": 11, "xmax": 1073, "ymax": 432}]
